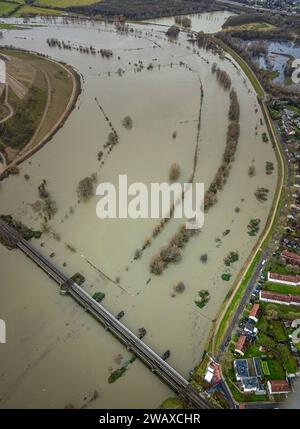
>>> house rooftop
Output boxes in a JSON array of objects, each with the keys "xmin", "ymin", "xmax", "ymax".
[
  {"xmin": 249, "ymin": 303, "xmax": 260, "ymax": 319},
  {"xmin": 234, "ymin": 359, "xmax": 249, "ymax": 379},
  {"xmin": 235, "ymin": 335, "xmax": 248, "ymax": 354},
  {"xmin": 260, "ymin": 290, "xmax": 291, "ymax": 303},
  {"xmin": 268, "ymin": 272, "xmax": 300, "ymax": 285},
  {"xmin": 282, "ymin": 250, "xmax": 300, "ymax": 263},
  {"xmin": 241, "ymin": 376, "xmax": 260, "ymax": 391},
  {"xmin": 253, "ymin": 358, "xmax": 263, "ymax": 378}
]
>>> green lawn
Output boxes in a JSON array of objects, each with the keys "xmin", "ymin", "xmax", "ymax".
[
  {"xmin": 261, "ymin": 302, "xmax": 300, "ymax": 320},
  {"xmin": 270, "ymin": 321, "xmax": 288, "ymax": 341},
  {"xmin": 160, "ymin": 397, "xmax": 185, "ymax": 409},
  {"xmin": 278, "ymin": 344, "xmax": 298, "ymax": 374},
  {"xmin": 267, "ymin": 359, "xmax": 286, "ymax": 380},
  {"xmin": 288, "ymin": 105, "xmax": 300, "ymax": 116},
  {"xmin": 257, "ymin": 313, "xmax": 287, "ymax": 341},
  {"xmin": 0, "ymin": 22, "xmax": 25, "ymax": 29},
  {"xmin": 264, "ymin": 282, "xmax": 300, "ymax": 296},
  {"xmin": 267, "ymin": 261, "xmax": 297, "ymax": 276},
  {"xmin": 244, "ymin": 342, "xmax": 266, "ymax": 359}
]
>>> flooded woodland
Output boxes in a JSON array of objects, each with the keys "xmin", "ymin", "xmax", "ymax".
[{"xmin": 0, "ymin": 13, "xmax": 278, "ymax": 408}]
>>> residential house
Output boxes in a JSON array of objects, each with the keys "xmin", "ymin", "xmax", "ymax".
[
  {"xmin": 235, "ymin": 335, "xmax": 249, "ymax": 357},
  {"xmin": 249, "ymin": 304, "xmax": 260, "ymax": 323},
  {"xmin": 244, "ymin": 319, "xmax": 258, "ymax": 336},
  {"xmin": 267, "ymin": 380, "xmax": 290, "ymax": 396},
  {"xmin": 260, "ymin": 290, "xmax": 300, "ymax": 306},
  {"xmin": 234, "ymin": 359, "xmax": 249, "ymax": 381},
  {"xmin": 268, "ymin": 272, "xmax": 300, "ymax": 286},
  {"xmin": 281, "ymin": 250, "xmax": 300, "ymax": 266}
]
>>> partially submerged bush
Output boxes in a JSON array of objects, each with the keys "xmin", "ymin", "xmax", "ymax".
[
  {"xmin": 248, "ymin": 165, "xmax": 256, "ymax": 177},
  {"xmin": 122, "ymin": 115, "xmax": 133, "ymax": 130},
  {"xmin": 150, "ymin": 254, "xmax": 165, "ymax": 275},
  {"xmin": 200, "ymin": 253, "xmax": 208, "ymax": 263},
  {"xmin": 174, "ymin": 282, "xmax": 186, "ymax": 293}
]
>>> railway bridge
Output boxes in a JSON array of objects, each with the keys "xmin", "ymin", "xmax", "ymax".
[{"xmin": 0, "ymin": 218, "xmax": 213, "ymax": 409}]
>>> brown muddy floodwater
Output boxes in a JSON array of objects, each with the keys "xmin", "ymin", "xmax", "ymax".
[{"xmin": 0, "ymin": 16, "xmax": 277, "ymax": 408}]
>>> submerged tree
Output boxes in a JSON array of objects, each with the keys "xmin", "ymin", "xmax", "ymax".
[
  {"xmin": 77, "ymin": 174, "xmax": 97, "ymax": 202},
  {"xmin": 122, "ymin": 115, "xmax": 133, "ymax": 130},
  {"xmin": 169, "ymin": 162, "xmax": 181, "ymax": 181}
]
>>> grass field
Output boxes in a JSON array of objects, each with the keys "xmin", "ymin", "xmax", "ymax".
[
  {"xmin": 227, "ymin": 370, "xmax": 268, "ymax": 403},
  {"xmin": 262, "ymin": 302, "xmax": 300, "ymax": 319},
  {"xmin": 35, "ymin": 0, "xmax": 99, "ymax": 7},
  {"xmin": 0, "ymin": 1, "xmax": 20, "ymax": 16},
  {"xmin": 267, "ymin": 359, "xmax": 286, "ymax": 379},
  {"xmin": 264, "ymin": 282, "xmax": 300, "ymax": 296},
  {"xmin": 0, "ymin": 22, "xmax": 26, "ymax": 29},
  {"xmin": 225, "ymin": 22, "xmax": 276, "ymax": 33}
]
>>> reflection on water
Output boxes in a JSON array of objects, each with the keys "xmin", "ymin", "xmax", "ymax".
[{"xmin": 257, "ymin": 41, "xmax": 300, "ymax": 85}]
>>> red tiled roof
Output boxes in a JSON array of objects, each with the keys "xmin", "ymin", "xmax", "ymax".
[
  {"xmin": 260, "ymin": 291, "xmax": 300, "ymax": 305},
  {"xmin": 269, "ymin": 380, "xmax": 290, "ymax": 393},
  {"xmin": 282, "ymin": 250, "xmax": 300, "ymax": 263},
  {"xmin": 269, "ymin": 272, "xmax": 299, "ymax": 284},
  {"xmin": 261, "ymin": 290, "xmax": 291, "ymax": 303},
  {"xmin": 249, "ymin": 303, "xmax": 260, "ymax": 319},
  {"xmin": 291, "ymin": 295, "xmax": 300, "ymax": 304},
  {"xmin": 235, "ymin": 335, "xmax": 248, "ymax": 352}
]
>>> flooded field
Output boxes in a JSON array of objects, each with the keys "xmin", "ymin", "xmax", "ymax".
[
  {"xmin": 142, "ymin": 10, "xmax": 235, "ymax": 33},
  {"xmin": 0, "ymin": 17, "xmax": 277, "ymax": 408}
]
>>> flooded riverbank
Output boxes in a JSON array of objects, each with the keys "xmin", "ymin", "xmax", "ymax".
[{"xmin": 0, "ymin": 18, "xmax": 277, "ymax": 408}]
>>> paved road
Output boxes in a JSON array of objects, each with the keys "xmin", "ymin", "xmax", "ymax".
[{"xmin": 217, "ymin": 249, "xmax": 269, "ymax": 359}]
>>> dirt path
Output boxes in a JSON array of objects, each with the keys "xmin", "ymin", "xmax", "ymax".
[{"xmin": 0, "ymin": 83, "xmax": 14, "ymax": 125}]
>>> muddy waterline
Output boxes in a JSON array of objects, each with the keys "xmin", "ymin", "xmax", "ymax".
[{"xmin": 0, "ymin": 17, "xmax": 277, "ymax": 408}]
